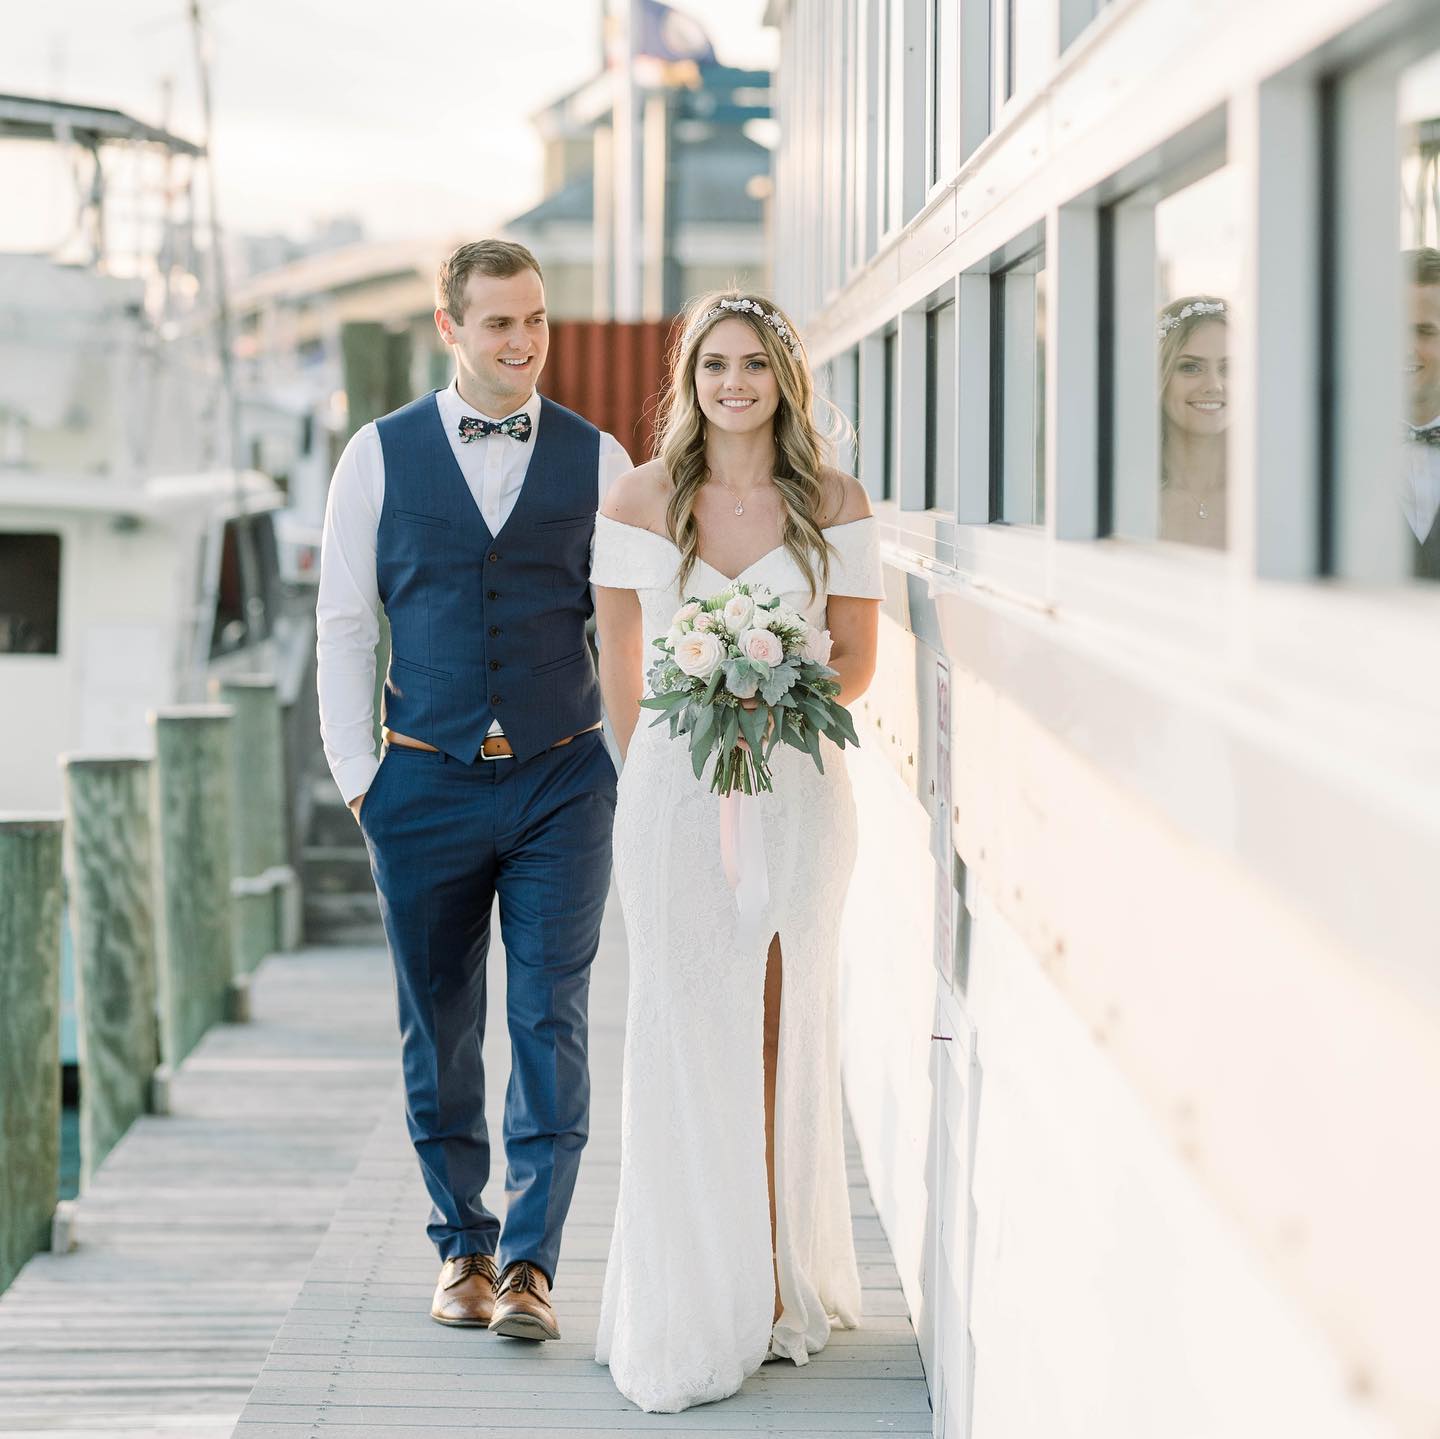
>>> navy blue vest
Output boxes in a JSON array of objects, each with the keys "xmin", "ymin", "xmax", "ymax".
[{"xmin": 374, "ymin": 391, "xmax": 603, "ymax": 763}]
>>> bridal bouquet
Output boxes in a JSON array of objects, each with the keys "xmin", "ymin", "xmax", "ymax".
[{"xmin": 639, "ymin": 580, "xmax": 860, "ymax": 796}]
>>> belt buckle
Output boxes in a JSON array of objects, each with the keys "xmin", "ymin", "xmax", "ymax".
[{"xmin": 479, "ymin": 741, "xmax": 511, "ymax": 762}]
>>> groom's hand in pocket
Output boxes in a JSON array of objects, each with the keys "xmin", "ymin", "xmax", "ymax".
[{"xmin": 349, "ymin": 793, "xmax": 366, "ymax": 823}]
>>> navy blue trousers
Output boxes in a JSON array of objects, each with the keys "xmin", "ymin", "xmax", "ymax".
[{"xmin": 360, "ymin": 730, "xmax": 616, "ymax": 1280}]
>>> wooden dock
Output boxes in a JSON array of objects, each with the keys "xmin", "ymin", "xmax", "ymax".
[
  {"xmin": 0, "ymin": 945, "xmax": 398, "ymax": 1438},
  {"xmin": 1, "ymin": 894, "xmax": 930, "ymax": 1437}
]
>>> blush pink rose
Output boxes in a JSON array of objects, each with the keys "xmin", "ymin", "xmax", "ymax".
[
  {"xmin": 801, "ymin": 625, "xmax": 834, "ymax": 664},
  {"xmin": 739, "ymin": 627, "xmax": 784, "ymax": 666}
]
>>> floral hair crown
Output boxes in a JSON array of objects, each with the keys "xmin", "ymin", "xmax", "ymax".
[
  {"xmin": 683, "ymin": 297, "xmax": 802, "ymax": 358},
  {"xmin": 1158, "ymin": 299, "xmax": 1226, "ymax": 339}
]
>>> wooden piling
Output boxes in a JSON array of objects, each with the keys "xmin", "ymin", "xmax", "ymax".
[
  {"xmin": 214, "ymin": 676, "xmax": 296, "ymax": 972},
  {"xmin": 60, "ymin": 756, "xmax": 160, "ymax": 1188},
  {"xmin": 0, "ymin": 814, "xmax": 64, "ymax": 1294},
  {"xmin": 150, "ymin": 705, "xmax": 237, "ymax": 1068}
]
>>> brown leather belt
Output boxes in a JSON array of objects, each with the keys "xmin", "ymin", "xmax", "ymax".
[{"xmin": 383, "ymin": 723, "xmax": 602, "ymax": 761}]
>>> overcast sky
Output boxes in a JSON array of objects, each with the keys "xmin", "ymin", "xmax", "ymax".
[{"xmin": 1, "ymin": 0, "xmax": 777, "ymax": 250}]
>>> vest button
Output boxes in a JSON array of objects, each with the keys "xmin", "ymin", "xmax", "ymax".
[
  {"xmin": 487, "ymin": 590, "xmax": 499, "ymax": 600},
  {"xmin": 491, "ymin": 694, "xmax": 502, "ymax": 705},
  {"xmin": 488, "ymin": 626, "xmax": 500, "ymax": 637},
  {"xmin": 488, "ymin": 551, "xmax": 500, "ymax": 562},
  {"xmin": 489, "ymin": 660, "xmax": 500, "ymax": 671}
]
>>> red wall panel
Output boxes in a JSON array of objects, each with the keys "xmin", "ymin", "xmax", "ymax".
[{"xmin": 540, "ymin": 320, "xmax": 681, "ymax": 462}]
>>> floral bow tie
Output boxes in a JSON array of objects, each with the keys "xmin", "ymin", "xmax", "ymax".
[{"xmin": 458, "ymin": 412, "xmax": 532, "ymax": 444}]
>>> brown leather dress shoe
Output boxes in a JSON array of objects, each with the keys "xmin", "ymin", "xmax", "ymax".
[
  {"xmin": 430, "ymin": 1252, "xmax": 498, "ymax": 1327},
  {"xmin": 489, "ymin": 1260, "xmax": 560, "ymax": 1341}
]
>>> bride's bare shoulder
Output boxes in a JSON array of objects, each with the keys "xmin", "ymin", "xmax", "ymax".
[
  {"xmin": 601, "ymin": 457, "xmax": 673, "ymax": 535},
  {"xmin": 818, "ymin": 465, "xmax": 872, "ymax": 527}
]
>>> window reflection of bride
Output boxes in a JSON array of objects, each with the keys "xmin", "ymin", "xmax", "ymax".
[{"xmin": 1158, "ymin": 295, "xmax": 1228, "ymax": 549}]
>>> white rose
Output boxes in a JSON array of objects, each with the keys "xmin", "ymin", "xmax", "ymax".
[
  {"xmin": 673, "ymin": 630, "xmax": 726, "ymax": 680},
  {"xmin": 739, "ymin": 627, "xmax": 785, "ymax": 666},
  {"xmin": 665, "ymin": 625, "xmax": 686, "ymax": 650},
  {"xmin": 673, "ymin": 601, "xmax": 701, "ymax": 625},
  {"xmin": 750, "ymin": 583, "xmax": 775, "ymax": 603},
  {"xmin": 722, "ymin": 593, "xmax": 756, "ymax": 632},
  {"xmin": 693, "ymin": 611, "xmax": 717, "ymax": 632},
  {"xmin": 801, "ymin": 625, "xmax": 834, "ymax": 664}
]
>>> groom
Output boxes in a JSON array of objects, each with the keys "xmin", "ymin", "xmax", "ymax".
[{"xmin": 316, "ymin": 239, "xmax": 631, "ymax": 1339}]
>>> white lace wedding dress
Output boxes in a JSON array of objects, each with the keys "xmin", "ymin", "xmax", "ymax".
[{"xmin": 589, "ymin": 512, "xmax": 886, "ymax": 1413}]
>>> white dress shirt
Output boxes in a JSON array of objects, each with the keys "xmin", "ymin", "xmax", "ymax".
[
  {"xmin": 1402, "ymin": 415, "xmax": 1440, "ymax": 544},
  {"xmin": 317, "ymin": 380, "xmax": 634, "ymax": 803}
]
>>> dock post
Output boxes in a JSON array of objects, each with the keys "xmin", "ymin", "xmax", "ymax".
[
  {"xmin": 150, "ymin": 705, "xmax": 237, "ymax": 1067},
  {"xmin": 60, "ymin": 756, "xmax": 161, "ymax": 1188},
  {"xmin": 0, "ymin": 814, "xmax": 64, "ymax": 1293},
  {"xmin": 214, "ymin": 676, "xmax": 297, "ymax": 972}
]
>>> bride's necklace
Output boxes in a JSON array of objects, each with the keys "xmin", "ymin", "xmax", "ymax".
[
  {"xmin": 708, "ymin": 471, "xmax": 769, "ymax": 517},
  {"xmin": 1163, "ymin": 464, "xmax": 1222, "ymax": 521}
]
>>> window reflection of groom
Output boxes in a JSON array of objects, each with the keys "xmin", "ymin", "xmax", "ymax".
[{"xmin": 1403, "ymin": 247, "xmax": 1440, "ymax": 579}]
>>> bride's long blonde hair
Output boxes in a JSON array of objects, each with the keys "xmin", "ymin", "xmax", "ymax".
[{"xmin": 655, "ymin": 290, "xmax": 835, "ymax": 600}]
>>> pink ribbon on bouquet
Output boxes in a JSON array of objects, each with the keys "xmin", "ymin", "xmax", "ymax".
[{"xmin": 719, "ymin": 790, "xmax": 770, "ymax": 953}]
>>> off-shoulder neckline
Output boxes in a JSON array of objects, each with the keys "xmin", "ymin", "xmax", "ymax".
[{"xmin": 594, "ymin": 512, "xmax": 876, "ymax": 585}]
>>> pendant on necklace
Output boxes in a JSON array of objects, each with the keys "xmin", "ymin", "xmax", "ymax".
[
  {"xmin": 734, "ymin": 501, "xmax": 745, "ymax": 516},
  {"xmin": 1197, "ymin": 500, "xmax": 1208, "ymax": 519}
]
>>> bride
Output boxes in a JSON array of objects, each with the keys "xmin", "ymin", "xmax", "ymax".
[{"xmin": 589, "ymin": 292, "xmax": 884, "ymax": 1412}]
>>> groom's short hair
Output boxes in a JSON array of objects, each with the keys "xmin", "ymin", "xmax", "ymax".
[{"xmin": 438, "ymin": 240, "xmax": 544, "ymax": 321}]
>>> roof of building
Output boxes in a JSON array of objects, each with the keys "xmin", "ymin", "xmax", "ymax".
[
  {"xmin": 0, "ymin": 93, "xmax": 203, "ymax": 155},
  {"xmin": 507, "ymin": 132, "xmax": 768, "ymax": 233}
]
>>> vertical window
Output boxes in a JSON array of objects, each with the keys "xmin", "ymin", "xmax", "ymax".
[
  {"xmin": 1060, "ymin": 0, "xmax": 1112, "ymax": 51},
  {"xmin": 1153, "ymin": 165, "xmax": 1240, "ymax": 550},
  {"xmin": 1399, "ymin": 46, "xmax": 1440, "ymax": 580},
  {"xmin": 819, "ymin": 349, "xmax": 861, "ymax": 478},
  {"xmin": 877, "ymin": 0, "xmax": 893, "ymax": 238},
  {"xmin": 1104, "ymin": 156, "xmax": 1238, "ymax": 552},
  {"xmin": 930, "ymin": 0, "xmax": 959, "ymax": 186},
  {"xmin": 994, "ymin": 0, "xmax": 1047, "ymax": 114},
  {"xmin": 838, "ymin": 346, "xmax": 861, "ymax": 478},
  {"xmin": 883, "ymin": 329, "xmax": 898, "ymax": 500},
  {"xmin": 210, "ymin": 514, "xmax": 280, "ymax": 658},
  {"xmin": 927, "ymin": 300, "xmax": 957, "ymax": 511},
  {"xmin": 990, "ymin": 254, "xmax": 1047, "ymax": 525},
  {"xmin": 0, "ymin": 532, "xmax": 61, "ymax": 655}
]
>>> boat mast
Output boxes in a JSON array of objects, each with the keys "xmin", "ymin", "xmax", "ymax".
[{"xmin": 187, "ymin": 0, "xmax": 264, "ymax": 667}]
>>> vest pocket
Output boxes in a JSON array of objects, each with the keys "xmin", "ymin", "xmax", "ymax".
[
  {"xmin": 533, "ymin": 514, "xmax": 594, "ymax": 530},
  {"xmin": 393, "ymin": 655, "xmax": 453, "ymax": 679},
  {"xmin": 531, "ymin": 648, "xmax": 587, "ymax": 675},
  {"xmin": 392, "ymin": 509, "xmax": 451, "ymax": 528}
]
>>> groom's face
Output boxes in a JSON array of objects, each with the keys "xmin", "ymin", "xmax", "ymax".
[{"xmin": 438, "ymin": 267, "xmax": 549, "ymax": 416}]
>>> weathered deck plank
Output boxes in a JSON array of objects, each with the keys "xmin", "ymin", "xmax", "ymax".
[
  {"xmin": 0, "ymin": 945, "xmax": 398, "ymax": 1438},
  {"xmin": 232, "ymin": 898, "xmax": 929, "ymax": 1437}
]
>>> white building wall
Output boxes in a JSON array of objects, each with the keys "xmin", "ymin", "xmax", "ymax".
[{"xmin": 772, "ymin": 0, "xmax": 1440, "ymax": 1433}]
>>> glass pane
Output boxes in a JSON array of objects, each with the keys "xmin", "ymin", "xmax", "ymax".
[
  {"xmin": 932, "ymin": 0, "xmax": 958, "ymax": 183},
  {"xmin": 927, "ymin": 302, "xmax": 957, "ymax": 511},
  {"xmin": 996, "ymin": 0, "xmax": 1048, "ymax": 109},
  {"xmin": 993, "ymin": 257, "xmax": 1046, "ymax": 525},
  {"xmin": 0, "ymin": 532, "xmax": 61, "ymax": 655},
  {"xmin": 1154, "ymin": 164, "xmax": 1240, "ymax": 550},
  {"xmin": 884, "ymin": 330, "xmax": 898, "ymax": 500},
  {"xmin": 1062, "ymin": 0, "xmax": 1113, "ymax": 51},
  {"xmin": 1401, "ymin": 48, "xmax": 1440, "ymax": 579},
  {"xmin": 820, "ymin": 349, "xmax": 860, "ymax": 477}
]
